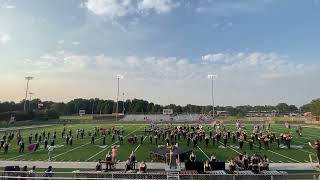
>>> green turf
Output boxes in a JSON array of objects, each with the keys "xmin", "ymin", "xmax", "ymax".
[{"xmin": 0, "ymin": 123, "xmax": 319, "ymax": 163}]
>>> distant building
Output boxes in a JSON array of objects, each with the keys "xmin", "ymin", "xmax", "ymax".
[
  {"xmin": 216, "ymin": 111, "xmax": 230, "ymax": 117},
  {"xmin": 246, "ymin": 110, "xmax": 277, "ymax": 117}
]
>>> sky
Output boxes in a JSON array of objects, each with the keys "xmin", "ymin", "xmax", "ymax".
[{"xmin": 0, "ymin": 0, "xmax": 319, "ymax": 106}]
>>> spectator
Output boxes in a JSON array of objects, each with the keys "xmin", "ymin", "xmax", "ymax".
[
  {"xmin": 311, "ymin": 140, "xmax": 320, "ymax": 167},
  {"xmin": 189, "ymin": 151, "xmax": 196, "ymax": 162},
  {"xmin": 125, "ymin": 158, "xmax": 131, "ymax": 172},
  {"xmin": 210, "ymin": 153, "xmax": 216, "ymax": 163},
  {"xmin": 203, "ymin": 160, "xmax": 211, "ymax": 173},
  {"xmin": 139, "ymin": 161, "xmax": 147, "ymax": 173},
  {"xmin": 44, "ymin": 166, "xmax": 54, "ymax": 179},
  {"xmin": 112, "ymin": 146, "xmax": 118, "ymax": 164},
  {"xmin": 243, "ymin": 152, "xmax": 249, "ymax": 170},
  {"xmin": 96, "ymin": 159, "xmax": 102, "ymax": 171},
  {"xmin": 28, "ymin": 166, "xmax": 36, "ymax": 179},
  {"xmin": 229, "ymin": 160, "xmax": 236, "ymax": 173},
  {"xmin": 129, "ymin": 151, "xmax": 136, "ymax": 170},
  {"xmin": 20, "ymin": 166, "xmax": 28, "ymax": 178},
  {"xmin": 263, "ymin": 155, "xmax": 269, "ymax": 170},
  {"xmin": 105, "ymin": 151, "xmax": 112, "ymax": 170}
]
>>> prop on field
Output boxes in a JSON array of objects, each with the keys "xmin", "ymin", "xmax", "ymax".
[
  {"xmin": 218, "ymin": 145, "xmax": 227, "ymax": 149},
  {"xmin": 128, "ymin": 137, "xmax": 134, "ymax": 144},
  {"xmin": 28, "ymin": 143, "xmax": 39, "ymax": 153}
]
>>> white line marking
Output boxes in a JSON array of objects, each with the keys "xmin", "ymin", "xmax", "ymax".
[
  {"xmin": 219, "ymin": 141, "xmax": 242, "ymax": 155},
  {"xmin": 53, "ymin": 137, "xmax": 104, "ymax": 159},
  {"xmin": 52, "ymin": 127, "xmax": 128, "ymax": 160},
  {"xmin": 297, "ymin": 149, "xmax": 316, "ymax": 155},
  {"xmin": 197, "ymin": 146, "xmax": 210, "ymax": 160},
  {"xmin": 267, "ymin": 150, "xmax": 301, "ymax": 163},
  {"xmin": 8, "ymin": 143, "xmax": 66, "ymax": 161},
  {"xmin": 134, "ymin": 136, "xmax": 148, "ymax": 152},
  {"xmin": 279, "ymin": 160, "xmax": 283, "ymax": 163},
  {"xmin": 86, "ymin": 127, "xmax": 142, "ymax": 161}
]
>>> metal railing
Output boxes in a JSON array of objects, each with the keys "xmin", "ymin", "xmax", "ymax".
[{"xmin": 1, "ymin": 171, "xmax": 320, "ymax": 180}]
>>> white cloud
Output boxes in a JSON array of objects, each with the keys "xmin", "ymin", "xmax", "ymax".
[
  {"xmin": 72, "ymin": 41, "xmax": 80, "ymax": 45},
  {"xmin": 22, "ymin": 51, "xmax": 315, "ymax": 81},
  {"xmin": 85, "ymin": 0, "xmax": 133, "ymax": 18},
  {"xmin": 211, "ymin": 21, "xmax": 234, "ymax": 31},
  {"xmin": 138, "ymin": 0, "xmax": 178, "ymax": 14},
  {"xmin": 84, "ymin": 0, "xmax": 177, "ymax": 18},
  {"xmin": 57, "ymin": 40, "xmax": 65, "ymax": 44},
  {"xmin": 0, "ymin": 33, "xmax": 11, "ymax": 45},
  {"xmin": 17, "ymin": 51, "xmax": 320, "ymax": 105},
  {"xmin": 0, "ymin": 0, "xmax": 15, "ymax": 9},
  {"xmin": 31, "ymin": 17, "xmax": 47, "ymax": 24},
  {"xmin": 5, "ymin": 5, "xmax": 15, "ymax": 9}
]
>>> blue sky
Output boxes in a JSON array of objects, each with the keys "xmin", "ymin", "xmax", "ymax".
[{"xmin": 0, "ymin": 0, "xmax": 319, "ymax": 106}]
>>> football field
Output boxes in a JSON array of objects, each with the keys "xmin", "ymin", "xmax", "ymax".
[{"xmin": 0, "ymin": 123, "xmax": 319, "ymax": 164}]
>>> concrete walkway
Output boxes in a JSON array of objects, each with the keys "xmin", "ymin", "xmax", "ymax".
[{"xmin": 0, "ymin": 161, "xmax": 319, "ymax": 171}]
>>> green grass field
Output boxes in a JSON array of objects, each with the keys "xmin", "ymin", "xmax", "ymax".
[{"xmin": 0, "ymin": 123, "xmax": 319, "ymax": 164}]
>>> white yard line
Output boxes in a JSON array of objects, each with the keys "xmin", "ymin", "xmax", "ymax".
[
  {"xmin": 197, "ymin": 146, "xmax": 210, "ymax": 160},
  {"xmin": 86, "ymin": 127, "xmax": 142, "ymax": 161},
  {"xmin": 267, "ymin": 150, "xmax": 301, "ymax": 163},
  {"xmin": 52, "ymin": 137, "xmax": 104, "ymax": 159},
  {"xmin": 134, "ymin": 136, "xmax": 148, "ymax": 152},
  {"xmin": 296, "ymin": 148, "xmax": 316, "ymax": 156},
  {"xmin": 53, "ymin": 127, "xmax": 130, "ymax": 160},
  {"xmin": 219, "ymin": 142, "xmax": 242, "ymax": 155},
  {"xmin": 8, "ymin": 143, "xmax": 65, "ymax": 161}
]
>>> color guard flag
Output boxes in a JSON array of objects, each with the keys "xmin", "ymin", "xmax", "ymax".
[{"xmin": 28, "ymin": 144, "xmax": 37, "ymax": 153}]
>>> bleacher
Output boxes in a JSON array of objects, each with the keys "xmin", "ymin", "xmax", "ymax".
[{"xmin": 121, "ymin": 114, "xmax": 202, "ymax": 122}]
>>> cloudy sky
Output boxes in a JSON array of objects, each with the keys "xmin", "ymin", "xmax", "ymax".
[{"xmin": 0, "ymin": 0, "xmax": 319, "ymax": 106}]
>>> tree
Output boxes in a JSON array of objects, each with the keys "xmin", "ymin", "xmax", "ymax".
[
  {"xmin": 288, "ymin": 105, "xmax": 298, "ymax": 112},
  {"xmin": 310, "ymin": 99, "xmax": 320, "ymax": 117},
  {"xmin": 276, "ymin": 103, "xmax": 290, "ymax": 114}
]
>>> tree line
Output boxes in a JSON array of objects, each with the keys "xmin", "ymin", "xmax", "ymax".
[{"xmin": 0, "ymin": 98, "xmax": 319, "ymax": 118}]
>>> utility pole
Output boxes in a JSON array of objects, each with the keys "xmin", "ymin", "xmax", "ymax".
[
  {"xmin": 24, "ymin": 76, "xmax": 34, "ymax": 111},
  {"xmin": 28, "ymin": 92, "xmax": 34, "ymax": 111},
  {"xmin": 207, "ymin": 74, "xmax": 218, "ymax": 119},
  {"xmin": 115, "ymin": 74, "xmax": 124, "ymax": 121}
]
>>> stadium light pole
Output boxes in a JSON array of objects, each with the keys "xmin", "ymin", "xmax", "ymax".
[
  {"xmin": 115, "ymin": 74, "xmax": 124, "ymax": 121},
  {"xmin": 24, "ymin": 76, "xmax": 34, "ymax": 111},
  {"xmin": 91, "ymin": 99, "xmax": 95, "ymax": 115},
  {"xmin": 28, "ymin": 92, "xmax": 34, "ymax": 111},
  {"xmin": 122, "ymin": 92, "xmax": 125, "ymax": 114},
  {"xmin": 207, "ymin": 74, "xmax": 218, "ymax": 119}
]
